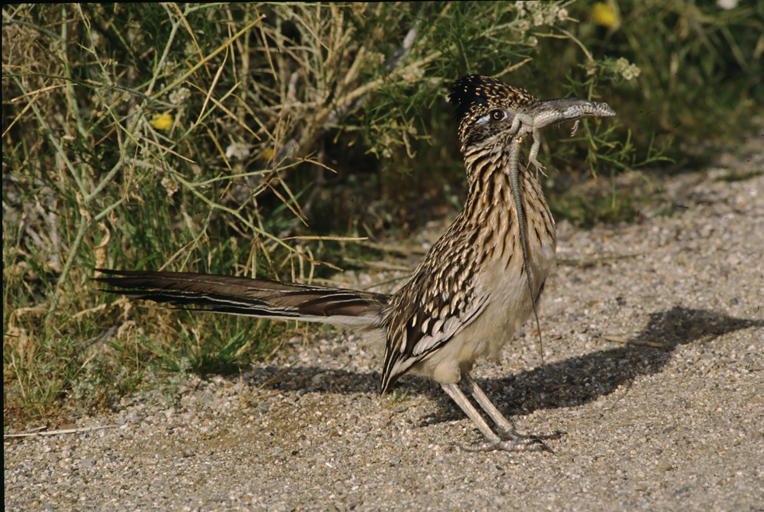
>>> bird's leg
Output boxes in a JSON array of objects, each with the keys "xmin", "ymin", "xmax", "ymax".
[
  {"xmin": 440, "ymin": 382, "xmax": 501, "ymax": 443},
  {"xmin": 462, "ymin": 373, "xmax": 565, "ymax": 443},
  {"xmin": 440, "ymin": 379, "xmax": 557, "ymax": 453}
]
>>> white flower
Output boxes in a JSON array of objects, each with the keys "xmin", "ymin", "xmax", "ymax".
[
  {"xmin": 169, "ymin": 88, "xmax": 191, "ymax": 105},
  {"xmin": 161, "ymin": 176, "xmax": 179, "ymax": 197},
  {"xmin": 225, "ymin": 142, "xmax": 250, "ymax": 160},
  {"xmin": 614, "ymin": 58, "xmax": 641, "ymax": 80}
]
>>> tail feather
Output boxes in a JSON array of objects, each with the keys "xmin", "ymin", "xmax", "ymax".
[{"xmin": 95, "ymin": 269, "xmax": 389, "ymax": 330}]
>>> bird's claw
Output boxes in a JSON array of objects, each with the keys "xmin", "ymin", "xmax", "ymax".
[
  {"xmin": 450, "ymin": 437, "xmax": 553, "ymax": 453},
  {"xmin": 449, "ymin": 429, "xmax": 565, "ymax": 453},
  {"xmin": 498, "ymin": 428, "xmax": 567, "ymax": 442}
]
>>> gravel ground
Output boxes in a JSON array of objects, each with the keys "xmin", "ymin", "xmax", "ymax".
[{"xmin": 5, "ymin": 132, "xmax": 764, "ymax": 511}]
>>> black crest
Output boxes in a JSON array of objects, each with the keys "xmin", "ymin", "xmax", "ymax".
[{"xmin": 449, "ymin": 75, "xmax": 501, "ymax": 122}]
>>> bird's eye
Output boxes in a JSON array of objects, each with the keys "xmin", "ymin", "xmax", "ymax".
[{"xmin": 490, "ymin": 110, "xmax": 505, "ymax": 121}]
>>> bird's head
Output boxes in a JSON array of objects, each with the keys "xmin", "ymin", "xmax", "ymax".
[{"xmin": 449, "ymin": 75, "xmax": 539, "ymax": 151}]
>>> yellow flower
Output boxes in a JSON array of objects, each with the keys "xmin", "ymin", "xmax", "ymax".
[
  {"xmin": 150, "ymin": 113, "xmax": 173, "ymax": 131},
  {"xmin": 592, "ymin": 2, "xmax": 617, "ymax": 28}
]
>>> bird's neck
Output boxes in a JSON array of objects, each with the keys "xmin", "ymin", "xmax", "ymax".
[
  {"xmin": 462, "ymin": 145, "xmax": 531, "ymax": 216},
  {"xmin": 459, "ymin": 145, "xmax": 553, "ymax": 260}
]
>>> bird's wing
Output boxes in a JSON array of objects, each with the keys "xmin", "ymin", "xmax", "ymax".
[{"xmin": 380, "ymin": 229, "xmax": 489, "ymax": 392}]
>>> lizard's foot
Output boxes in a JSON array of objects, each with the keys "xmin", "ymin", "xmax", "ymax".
[{"xmin": 529, "ymin": 158, "xmax": 549, "ymax": 178}]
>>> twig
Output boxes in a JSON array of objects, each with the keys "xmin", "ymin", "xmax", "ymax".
[{"xmin": 5, "ymin": 425, "xmax": 118, "ymax": 439}]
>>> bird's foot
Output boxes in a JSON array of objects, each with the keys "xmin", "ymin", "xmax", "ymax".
[
  {"xmin": 450, "ymin": 429, "xmax": 565, "ymax": 453},
  {"xmin": 451, "ymin": 437, "xmax": 552, "ymax": 453},
  {"xmin": 498, "ymin": 427, "xmax": 566, "ymax": 442}
]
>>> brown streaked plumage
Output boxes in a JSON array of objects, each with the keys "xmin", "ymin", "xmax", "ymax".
[{"xmin": 97, "ymin": 75, "xmax": 616, "ymax": 452}]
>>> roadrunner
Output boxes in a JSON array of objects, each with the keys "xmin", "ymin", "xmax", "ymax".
[{"xmin": 98, "ymin": 75, "xmax": 615, "ymax": 452}]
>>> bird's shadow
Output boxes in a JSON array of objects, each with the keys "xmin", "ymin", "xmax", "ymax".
[{"xmin": 243, "ymin": 306, "xmax": 762, "ymax": 428}]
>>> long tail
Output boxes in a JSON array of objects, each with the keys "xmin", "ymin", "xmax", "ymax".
[{"xmin": 95, "ymin": 269, "xmax": 389, "ymax": 331}]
